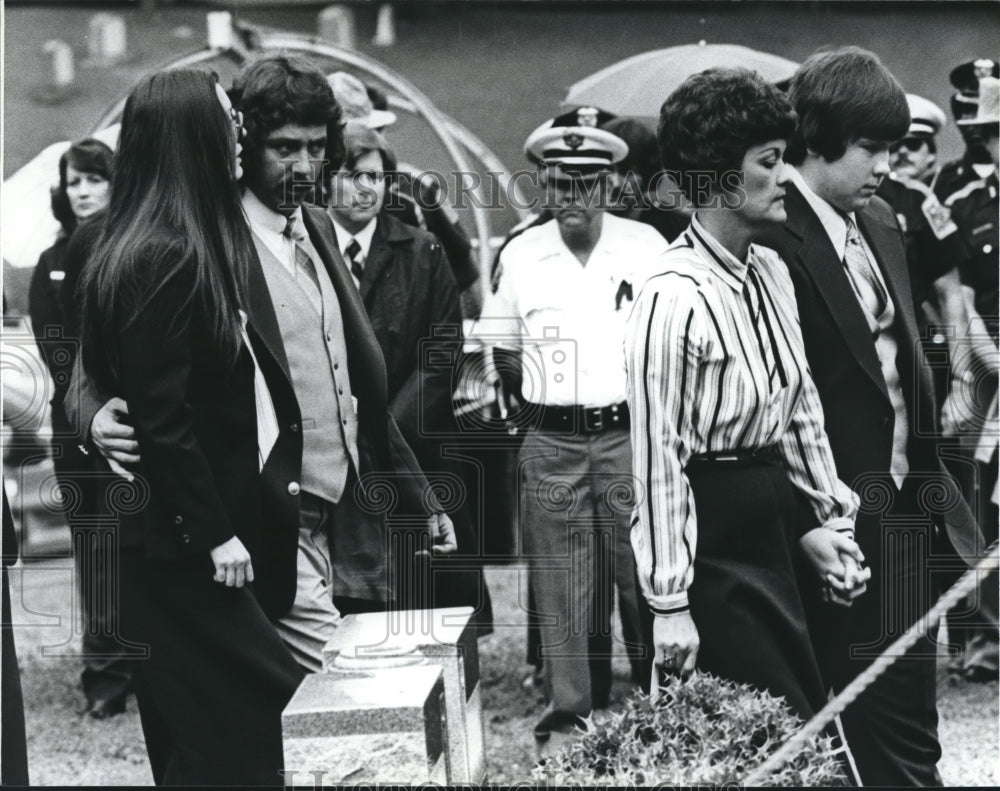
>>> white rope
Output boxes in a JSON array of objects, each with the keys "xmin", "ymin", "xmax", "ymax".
[{"xmin": 743, "ymin": 543, "xmax": 1000, "ymax": 786}]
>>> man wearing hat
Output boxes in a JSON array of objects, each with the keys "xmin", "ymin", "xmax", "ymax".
[
  {"xmin": 473, "ymin": 115, "xmax": 667, "ymax": 754},
  {"xmin": 889, "ymin": 94, "xmax": 947, "ymax": 185},
  {"xmin": 937, "ymin": 75, "xmax": 1000, "ymax": 683},
  {"xmin": 934, "ymin": 58, "xmax": 999, "ymax": 201},
  {"xmin": 878, "ymin": 94, "xmax": 970, "ymax": 407}
]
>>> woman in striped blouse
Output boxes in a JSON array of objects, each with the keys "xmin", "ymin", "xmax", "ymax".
[{"xmin": 625, "ymin": 68, "xmax": 869, "ymax": 719}]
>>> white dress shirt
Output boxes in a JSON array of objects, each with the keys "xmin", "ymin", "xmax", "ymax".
[
  {"xmin": 242, "ymin": 189, "xmax": 300, "ymax": 276},
  {"xmin": 330, "ymin": 216, "xmax": 377, "ymax": 289},
  {"xmin": 473, "ymin": 213, "xmax": 669, "ymax": 407}
]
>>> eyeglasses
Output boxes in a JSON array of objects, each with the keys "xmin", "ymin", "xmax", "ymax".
[
  {"xmin": 228, "ymin": 107, "xmax": 244, "ymax": 140},
  {"xmin": 891, "ymin": 137, "xmax": 928, "ymax": 154}
]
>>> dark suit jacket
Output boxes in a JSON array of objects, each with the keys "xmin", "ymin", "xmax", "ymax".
[
  {"xmin": 85, "ymin": 236, "xmax": 263, "ymax": 565},
  {"xmin": 358, "ymin": 212, "xmax": 462, "ymax": 462},
  {"xmin": 761, "ymin": 184, "xmax": 981, "ymax": 566},
  {"xmin": 69, "ymin": 207, "xmax": 438, "ymax": 618}
]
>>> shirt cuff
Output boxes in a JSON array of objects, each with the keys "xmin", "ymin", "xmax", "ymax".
[
  {"xmin": 822, "ymin": 517, "xmax": 855, "ymax": 539},
  {"xmin": 645, "ymin": 590, "xmax": 689, "ymax": 615}
]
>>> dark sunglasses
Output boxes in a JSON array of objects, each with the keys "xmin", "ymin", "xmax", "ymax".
[{"xmin": 891, "ymin": 137, "xmax": 928, "ymax": 154}]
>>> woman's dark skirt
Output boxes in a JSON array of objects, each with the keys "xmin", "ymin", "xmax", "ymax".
[
  {"xmin": 119, "ymin": 547, "xmax": 304, "ymax": 787},
  {"xmin": 685, "ymin": 454, "xmax": 827, "ymax": 721}
]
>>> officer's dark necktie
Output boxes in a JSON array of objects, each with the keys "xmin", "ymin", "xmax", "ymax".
[{"xmin": 345, "ymin": 238, "xmax": 364, "ymax": 284}]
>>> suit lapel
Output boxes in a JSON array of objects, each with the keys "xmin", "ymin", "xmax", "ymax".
[
  {"xmin": 783, "ymin": 185, "xmax": 889, "ymax": 400},
  {"xmin": 360, "ymin": 219, "xmax": 394, "ymax": 303},
  {"xmin": 856, "ymin": 207, "xmax": 919, "ymax": 348},
  {"xmin": 246, "ymin": 234, "xmax": 292, "ymax": 383},
  {"xmin": 857, "ymin": 203, "xmax": 937, "ymax": 412}
]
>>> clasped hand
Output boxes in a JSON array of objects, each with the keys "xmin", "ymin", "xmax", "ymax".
[{"xmin": 800, "ymin": 527, "xmax": 871, "ymax": 606}]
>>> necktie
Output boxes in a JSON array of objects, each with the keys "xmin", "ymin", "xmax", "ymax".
[
  {"xmin": 282, "ymin": 214, "xmax": 322, "ymax": 312},
  {"xmin": 345, "ymin": 238, "xmax": 364, "ymax": 283},
  {"xmin": 843, "ymin": 218, "xmax": 888, "ymax": 333}
]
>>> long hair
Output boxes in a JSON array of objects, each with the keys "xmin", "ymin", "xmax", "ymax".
[
  {"xmin": 50, "ymin": 138, "xmax": 114, "ymax": 234},
  {"xmin": 81, "ymin": 69, "xmax": 250, "ymax": 393}
]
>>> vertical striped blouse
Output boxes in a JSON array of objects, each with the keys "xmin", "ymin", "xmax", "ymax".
[{"xmin": 624, "ymin": 216, "xmax": 859, "ymax": 615}]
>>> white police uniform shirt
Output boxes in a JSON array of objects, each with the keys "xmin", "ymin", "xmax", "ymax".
[{"xmin": 475, "ymin": 213, "xmax": 669, "ymax": 407}]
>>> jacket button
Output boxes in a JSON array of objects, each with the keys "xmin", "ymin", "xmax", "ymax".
[
  {"xmin": 181, "ymin": 534, "xmax": 190, "ymax": 544},
  {"xmin": 174, "ymin": 515, "xmax": 183, "ymax": 525},
  {"xmin": 288, "ymin": 482, "xmax": 300, "ymax": 496},
  {"xmin": 881, "ymin": 416, "xmax": 891, "ymax": 428},
  {"xmin": 290, "ymin": 423, "xmax": 299, "ymax": 433}
]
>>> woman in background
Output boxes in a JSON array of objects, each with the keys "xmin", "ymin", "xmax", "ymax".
[{"xmin": 28, "ymin": 138, "xmax": 134, "ymax": 719}]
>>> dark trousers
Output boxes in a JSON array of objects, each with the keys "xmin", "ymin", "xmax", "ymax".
[
  {"xmin": 804, "ymin": 477, "xmax": 945, "ymax": 787},
  {"xmin": 120, "ymin": 548, "xmax": 304, "ymax": 786}
]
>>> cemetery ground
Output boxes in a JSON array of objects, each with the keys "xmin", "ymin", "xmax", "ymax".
[{"xmin": 8, "ymin": 559, "xmax": 999, "ymax": 786}]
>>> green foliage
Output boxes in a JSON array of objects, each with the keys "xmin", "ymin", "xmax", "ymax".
[{"xmin": 532, "ymin": 671, "xmax": 845, "ymax": 787}]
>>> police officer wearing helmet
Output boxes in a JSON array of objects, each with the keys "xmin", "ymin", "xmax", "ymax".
[
  {"xmin": 473, "ymin": 115, "xmax": 668, "ymax": 754},
  {"xmin": 934, "ymin": 58, "xmax": 999, "ymax": 201},
  {"xmin": 878, "ymin": 94, "xmax": 969, "ymax": 406}
]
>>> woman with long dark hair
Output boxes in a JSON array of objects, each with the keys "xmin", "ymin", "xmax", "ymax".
[
  {"xmin": 79, "ymin": 69, "xmax": 302, "ymax": 786},
  {"xmin": 626, "ymin": 68, "xmax": 868, "ymax": 720},
  {"xmin": 28, "ymin": 139, "xmax": 134, "ymax": 719}
]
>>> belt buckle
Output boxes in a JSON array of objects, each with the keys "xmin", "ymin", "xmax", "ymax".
[{"xmin": 584, "ymin": 407, "xmax": 604, "ymax": 432}]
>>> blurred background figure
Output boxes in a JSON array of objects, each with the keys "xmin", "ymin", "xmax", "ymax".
[
  {"xmin": 327, "ymin": 71, "xmax": 481, "ymax": 309},
  {"xmin": 937, "ymin": 74, "xmax": 1000, "ymax": 683},
  {"xmin": 27, "ymin": 138, "xmax": 134, "ymax": 720},
  {"xmin": 890, "ymin": 94, "xmax": 947, "ymax": 185},
  {"xmin": 326, "ymin": 121, "xmax": 492, "ymax": 632},
  {"xmin": 2, "ymin": 486, "xmax": 28, "ymax": 786},
  {"xmin": 878, "ymin": 94, "xmax": 974, "ymax": 411},
  {"xmin": 600, "ymin": 116, "xmax": 690, "ymax": 242},
  {"xmin": 475, "ymin": 116, "xmax": 667, "ymax": 756},
  {"xmin": 934, "ymin": 58, "xmax": 999, "ymax": 200}
]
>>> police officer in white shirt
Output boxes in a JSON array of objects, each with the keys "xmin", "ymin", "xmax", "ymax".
[{"xmin": 474, "ymin": 116, "xmax": 669, "ymax": 754}]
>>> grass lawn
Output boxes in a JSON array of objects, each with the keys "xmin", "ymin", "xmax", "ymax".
[{"xmin": 8, "ymin": 560, "xmax": 998, "ymax": 785}]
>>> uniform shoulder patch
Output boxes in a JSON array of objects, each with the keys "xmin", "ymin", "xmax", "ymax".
[{"xmin": 921, "ymin": 193, "xmax": 958, "ymax": 240}]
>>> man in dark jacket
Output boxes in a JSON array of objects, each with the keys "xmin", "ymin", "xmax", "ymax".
[
  {"xmin": 761, "ymin": 46, "xmax": 984, "ymax": 786},
  {"xmin": 326, "ymin": 121, "xmax": 492, "ymax": 630}
]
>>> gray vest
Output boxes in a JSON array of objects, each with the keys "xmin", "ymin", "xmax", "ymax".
[{"xmin": 253, "ymin": 232, "xmax": 360, "ymax": 503}]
